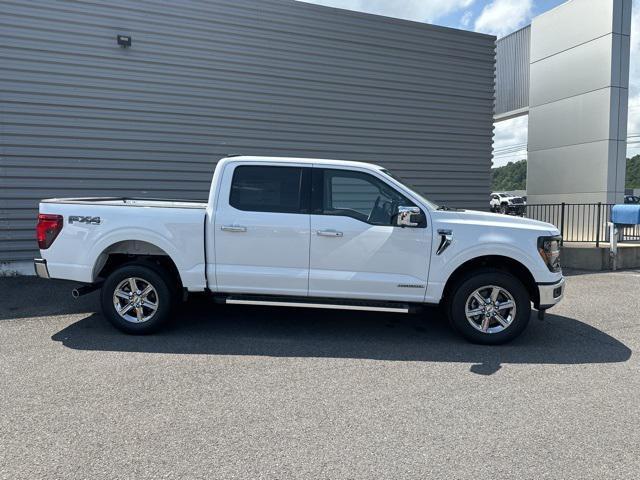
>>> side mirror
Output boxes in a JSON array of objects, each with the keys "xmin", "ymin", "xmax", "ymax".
[{"xmin": 396, "ymin": 206, "xmax": 422, "ymax": 227}]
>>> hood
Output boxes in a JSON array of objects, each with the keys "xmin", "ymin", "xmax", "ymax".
[{"xmin": 435, "ymin": 209, "xmax": 558, "ymax": 234}]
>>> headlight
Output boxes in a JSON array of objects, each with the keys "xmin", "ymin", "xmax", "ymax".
[{"xmin": 537, "ymin": 235, "xmax": 562, "ymax": 272}]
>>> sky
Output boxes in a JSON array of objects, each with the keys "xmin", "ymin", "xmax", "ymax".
[{"xmin": 299, "ymin": 0, "xmax": 640, "ymax": 167}]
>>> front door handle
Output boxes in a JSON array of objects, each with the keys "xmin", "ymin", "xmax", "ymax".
[
  {"xmin": 221, "ymin": 225, "xmax": 247, "ymax": 233},
  {"xmin": 317, "ymin": 229, "xmax": 343, "ymax": 237}
]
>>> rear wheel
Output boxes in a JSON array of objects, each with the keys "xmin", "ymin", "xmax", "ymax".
[
  {"xmin": 448, "ymin": 270, "xmax": 531, "ymax": 344},
  {"xmin": 100, "ymin": 263, "xmax": 175, "ymax": 334}
]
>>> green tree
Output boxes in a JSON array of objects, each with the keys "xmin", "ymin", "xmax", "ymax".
[
  {"xmin": 491, "ymin": 156, "xmax": 640, "ymax": 191},
  {"xmin": 627, "ymin": 154, "xmax": 640, "ymax": 188},
  {"xmin": 491, "ymin": 159, "xmax": 527, "ymax": 191}
]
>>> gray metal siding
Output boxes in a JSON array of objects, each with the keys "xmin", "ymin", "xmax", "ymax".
[
  {"xmin": 0, "ymin": 0, "xmax": 495, "ymax": 262},
  {"xmin": 495, "ymin": 25, "xmax": 530, "ymax": 116}
]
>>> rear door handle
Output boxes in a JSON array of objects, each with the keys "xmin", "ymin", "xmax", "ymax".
[
  {"xmin": 221, "ymin": 225, "xmax": 247, "ymax": 233},
  {"xmin": 317, "ymin": 229, "xmax": 343, "ymax": 237}
]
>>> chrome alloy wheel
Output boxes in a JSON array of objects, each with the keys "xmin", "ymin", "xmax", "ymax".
[
  {"xmin": 464, "ymin": 285, "xmax": 517, "ymax": 334},
  {"xmin": 112, "ymin": 277, "xmax": 159, "ymax": 323}
]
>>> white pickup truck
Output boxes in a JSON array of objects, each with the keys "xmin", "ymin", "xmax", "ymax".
[{"xmin": 34, "ymin": 156, "xmax": 564, "ymax": 344}]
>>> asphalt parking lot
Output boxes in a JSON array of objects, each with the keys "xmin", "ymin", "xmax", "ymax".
[{"xmin": 1, "ymin": 270, "xmax": 639, "ymax": 479}]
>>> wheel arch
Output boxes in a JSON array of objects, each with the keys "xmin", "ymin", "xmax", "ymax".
[
  {"xmin": 92, "ymin": 239, "xmax": 183, "ymax": 291},
  {"xmin": 442, "ymin": 255, "xmax": 539, "ymax": 307}
]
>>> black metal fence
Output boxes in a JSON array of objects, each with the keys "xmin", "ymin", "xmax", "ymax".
[{"xmin": 524, "ymin": 203, "xmax": 640, "ymax": 246}]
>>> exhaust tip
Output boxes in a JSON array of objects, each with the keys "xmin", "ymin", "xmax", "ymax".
[{"xmin": 71, "ymin": 282, "xmax": 103, "ymax": 299}]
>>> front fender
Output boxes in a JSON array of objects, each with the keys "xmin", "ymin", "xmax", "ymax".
[{"xmin": 425, "ymin": 239, "xmax": 550, "ymax": 303}]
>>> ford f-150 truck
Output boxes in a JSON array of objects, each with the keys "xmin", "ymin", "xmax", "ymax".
[{"xmin": 34, "ymin": 156, "xmax": 564, "ymax": 344}]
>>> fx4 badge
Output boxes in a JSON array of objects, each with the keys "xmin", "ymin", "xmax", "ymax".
[{"xmin": 69, "ymin": 215, "xmax": 101, "ymax": 225}]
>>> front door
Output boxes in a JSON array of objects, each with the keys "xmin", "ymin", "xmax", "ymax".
[
  {"xmin": 309, "ymin": 167, "xmax": 431, "ymax": 302},
  {"xmin": 214, "ymin": 163, "xmax": 311, "ymax": 296}
]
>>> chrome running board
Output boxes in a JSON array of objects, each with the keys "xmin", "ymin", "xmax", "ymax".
[{"xmin": 225, "ymin": 298, "xmax": 409, "ymax": 313}]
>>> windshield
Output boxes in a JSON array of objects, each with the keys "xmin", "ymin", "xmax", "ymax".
[{"xmin": 379, "ymin": 169, "xmax": 439, "ymax": 209}]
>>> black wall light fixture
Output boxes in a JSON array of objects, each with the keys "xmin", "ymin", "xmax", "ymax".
[{"xmin": 117, "ymin": 35, "xmax": 132, "ymax": 48}]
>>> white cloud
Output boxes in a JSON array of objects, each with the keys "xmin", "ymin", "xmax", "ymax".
[
  {"xmin": 627, "ymin": 0, "xmax": 640, "ymax": 157},
  {"xmin": 492, "ymin": 116, "xmax": 528, "ymax": 168},
  {"xmin": 474, "ymin": 0, "xmax": 533, "ymax": 38},
  {"xmin": 460, "ymin": 10, "xmax": 473, "ymax": 28},
  {"xmin": 629, "ymin": 97, "xmax": 640, "ymax": 157},
  {"xmin": 297, "ymin": 0, "xmax": 474, "ymax": 23}
]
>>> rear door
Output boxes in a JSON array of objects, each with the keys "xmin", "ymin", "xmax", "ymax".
[
  {"xmin": 309, "ymin": 167, "xmax": 431, "ymax": 302},
  {"xmin": 214, "ymin": 163, "xmax": 311, "ymax": 296}
]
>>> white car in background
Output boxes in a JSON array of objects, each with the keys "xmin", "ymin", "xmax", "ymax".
[{"xmin": 490, "ymin": 192, "xmax": 526, "ymax": 215}]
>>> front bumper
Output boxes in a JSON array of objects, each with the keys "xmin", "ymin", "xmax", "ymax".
[
  {"xmin": 537, "ymin": 277, "xmax": 565, "ymax": 309},
  {"xmin": 508, "ymin": 204, "xmax": 526, "ymax": 214},
  {"xmin": 34, "ymin": 258, "xmax": 50, "ymax": 279}
]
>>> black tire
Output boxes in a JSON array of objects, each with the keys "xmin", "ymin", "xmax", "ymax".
[
  {"xmin": 100, "ymin": 263, "xmax": 175, "ymax": 334},
  {"xmin": 500, "ymin": 204, "xmax": 508, "ymax": 214},
  {"xmin": 448, "ymin": 269, "xmax": 531, "ymax": 345}
]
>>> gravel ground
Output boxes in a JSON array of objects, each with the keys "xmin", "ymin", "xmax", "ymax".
[{"xmin": 0, "ymin": 270, "xmax": 638, "ymax": 479}]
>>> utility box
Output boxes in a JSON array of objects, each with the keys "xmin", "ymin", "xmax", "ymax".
[{"xmin": 611, "ymin": 205, "xmax": 640, "ymax": 226}]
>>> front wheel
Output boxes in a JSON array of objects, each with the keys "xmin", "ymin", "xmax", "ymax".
[
  {"xmin": 448, "ymin": 270, "xmax": 531, "ymax": 344},
  {"xmin": 100, "ymin": 263, "xmax": 175, "ymax": 334}
]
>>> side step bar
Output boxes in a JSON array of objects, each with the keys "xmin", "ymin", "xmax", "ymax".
[{"xmin": 224, "ymin": 297, "xmax": 411, "ymax": 313}]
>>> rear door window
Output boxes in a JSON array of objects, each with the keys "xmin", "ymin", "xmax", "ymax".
[{"xmin": 230, "ymin": 166, "xmax": 308, "ymax": 214}]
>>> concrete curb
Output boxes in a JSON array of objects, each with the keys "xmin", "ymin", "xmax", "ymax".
[{"xmin": 0, "ymin": 261, "xmax": 35, "ymax": 277}]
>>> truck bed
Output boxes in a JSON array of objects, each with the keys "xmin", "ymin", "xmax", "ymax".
[
  {"xmin": 38, "ymin": 196, "xmax": 207, "ymax": 289},
  {"xmin": 41, "ymin": 197, "xmax": 207, "ymax": 209}
]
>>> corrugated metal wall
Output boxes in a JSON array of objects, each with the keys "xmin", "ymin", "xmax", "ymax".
[
  {"xmin": 0, "ymin": 0, "xmax": 496, "ymax": 262},
  {"xmin": 495, "ymin": 25, "xmax": 530, "ymax": 116}
]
